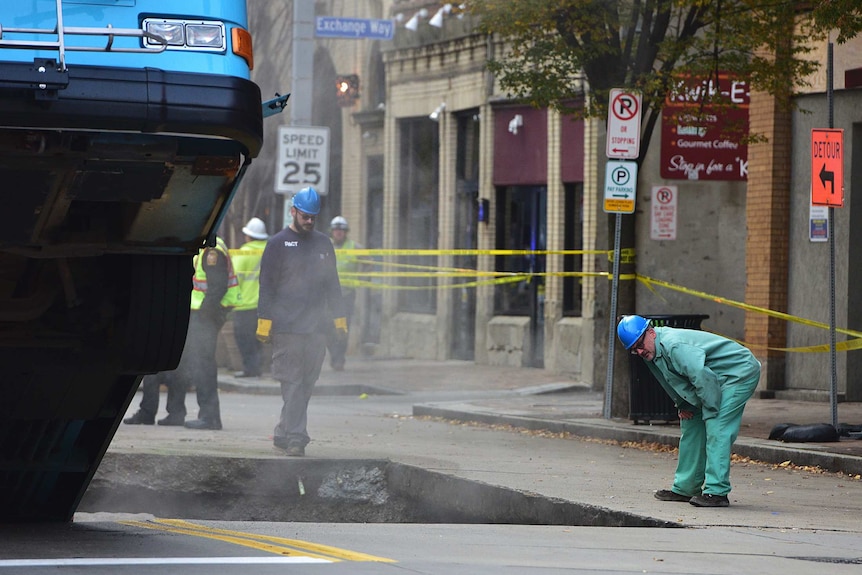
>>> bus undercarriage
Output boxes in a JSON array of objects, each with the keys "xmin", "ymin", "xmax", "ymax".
[{"xmin": 0, "ymin": 1, "xmax": 264, "ymax": 522}]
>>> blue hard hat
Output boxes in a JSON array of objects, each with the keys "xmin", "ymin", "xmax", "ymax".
[
  {"xmin": 617, "ymin": 315, "xmax": 650, "ymax": 349},
  {"xmin": 292, "ymin": 187, "xmax": 321, "ymax": 215}
]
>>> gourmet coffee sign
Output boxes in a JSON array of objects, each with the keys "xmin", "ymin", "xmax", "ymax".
[{"xmin": 660, "ymin": 74, "xmax": 749, "ymax": 181}]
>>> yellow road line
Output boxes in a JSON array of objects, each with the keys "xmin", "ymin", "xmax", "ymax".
[{"xmin": 120, "ymin": 519, "xmax": 395, "ymax": 563}]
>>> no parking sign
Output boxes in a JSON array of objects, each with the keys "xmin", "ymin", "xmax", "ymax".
[
  {"xmin": 606, "ymin": 89, "xmax": 642, "ymax": 159},
  {"xmin": 650, "ymin": 185, "xmax": 677, "ymax": 240}
]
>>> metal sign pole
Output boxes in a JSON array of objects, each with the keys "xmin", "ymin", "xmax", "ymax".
[
  {"xmin": 604, "ymin": 213, "xmax": 622, "ymax": 419},
  {"xmin": 827, "ymin": 40, "xmax": 838, "ymax": 428},
  {"xmin": 603, "ymin": 89, "xmax": 641, "ymax": 420}
]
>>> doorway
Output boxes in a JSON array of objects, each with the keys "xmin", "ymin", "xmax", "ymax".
[
  {"xmin": 450, "ymin": 111, "xmax": 481, "ymax": 360},
  {"xmin": 494, "ymin": 185, "xmax": 546, "ymax": 368}
]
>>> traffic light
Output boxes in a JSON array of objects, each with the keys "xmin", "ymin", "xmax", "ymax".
[{"xmin": 336, "ymin": 74, "xmax": 359, "ymax": 107}]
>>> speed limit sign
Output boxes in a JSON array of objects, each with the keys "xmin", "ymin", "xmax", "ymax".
[{"xmin": 276, "ymin": 125, "xmax": 330, "ymax": 195}]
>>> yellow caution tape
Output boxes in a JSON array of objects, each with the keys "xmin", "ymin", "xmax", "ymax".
[
  {"xmin": 226, "ymin": 247, "xmax": 861, "ymax": 353},
  {"xmin": 607, "ymin": 247, "xmax": 636, "ymax": 264},
  {"xmin": 636, "ymin": 274, "xmax": 862, "ymax": 353},
  {"xmin": 345, "ymin": 248, "xmax": 610, "ymax": 257},
  {"xmin": 229, "ymin": 248, "xmax": 612, "ymax": 257},
  {"xmin": 637, "ymin": 275, "xmax": 862, "ymax": 339}
]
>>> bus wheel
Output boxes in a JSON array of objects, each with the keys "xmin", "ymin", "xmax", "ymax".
[{"xmin": 120, "ymin": 254, "xmax": 192, "ymax": 373}]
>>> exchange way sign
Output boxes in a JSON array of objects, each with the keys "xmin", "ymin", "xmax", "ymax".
[{"xmin": 316, "ymin": 17, "xmax": 394, "ymax": 40}]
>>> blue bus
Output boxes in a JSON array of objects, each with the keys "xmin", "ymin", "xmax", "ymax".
[{"xmin": 0, "ymin": 0, "xmax": 265, "ymax": 522}]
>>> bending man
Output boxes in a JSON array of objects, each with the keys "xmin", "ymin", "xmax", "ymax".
[{"xmin": 618, "ymin": 315, "xmax": 761, "ymax": 507}]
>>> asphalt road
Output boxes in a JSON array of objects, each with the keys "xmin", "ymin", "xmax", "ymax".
[
  {"xmin": 2, "ymin": 515, "xmax": 861, "ymax": 574},
  {"xmin": 3, "ymin": 359, "xmax": 861, "ymax": 573}
]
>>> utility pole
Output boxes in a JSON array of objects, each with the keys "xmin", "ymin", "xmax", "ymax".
[
  {"xmin": 291, "ymin": 0, "xmax": 314, "ymax": 126},
  {"xmin": 284, "ymin": 0, "xmax": 315, "ymax": 226}
]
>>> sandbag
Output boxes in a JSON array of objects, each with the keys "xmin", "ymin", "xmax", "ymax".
[{"xmin": 768, "ymin": 423, "xmax": 798, "ymax": 440}]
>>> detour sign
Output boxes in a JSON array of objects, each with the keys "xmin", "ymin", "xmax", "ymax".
[{"xmin": 811, "ymin": 128, "xmax": 844, "ymax": 207}]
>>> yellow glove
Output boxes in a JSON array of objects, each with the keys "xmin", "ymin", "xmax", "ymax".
[
  {"xmin": 256, "ymin": 318, "xmax": 272, "ymax": 343},
  {"xmin": 334, "ymin": 317, "xmax": 348, "ymax": 336}
]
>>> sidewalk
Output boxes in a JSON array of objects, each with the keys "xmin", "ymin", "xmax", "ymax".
[
  {"xmin": 105, "ymin": 358, "xmax": 862, "ymax": 531},
  {"xmin": 216, "ymin": 358, "xmax": 862, "ymax": 474}
]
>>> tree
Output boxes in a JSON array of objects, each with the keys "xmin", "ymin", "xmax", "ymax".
[
  {"xmin": 468, "ymin": 0, "xmax": 832, "ymax": 159},
  {"xmin": 465, "ymin": 0, "xmax": 857, "ymax": 415},
  {"xmin": 811, "ymin": 0, "xmax": 862, "ymax": 43}
]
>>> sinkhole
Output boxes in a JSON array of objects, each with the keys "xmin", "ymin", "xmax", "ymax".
[{"xmin": 79, "ymin": 453, "xmax": 679, "ymax": 528}]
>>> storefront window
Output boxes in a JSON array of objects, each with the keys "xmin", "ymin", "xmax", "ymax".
[{"xmin": 494, "ymin": 186, "xmax": 546, "ymax": 315}]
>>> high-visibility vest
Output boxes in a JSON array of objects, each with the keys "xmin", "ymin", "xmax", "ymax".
[
  {"xmin": 232, "ymin": 239, "xmax": 266, "ymax": 311},
  {"xmin": 334, "ymin": 238, "xmax": 359, "ymax": 290},
  {"xmin": 190, "ymin": 237, "xmax": 241, "ymax": 310}
]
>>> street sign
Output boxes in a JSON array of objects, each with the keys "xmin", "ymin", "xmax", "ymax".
[
  {"xmin": 811, "ymin": 128, "xmax": 844, "ymax": 207},
  {"xmin": 315, "ymin": 17, "xmax": 394, "ymax": 40},
  {"xmin": 604, "ymin": 160, "xmax": 638, "ymax": 213},
  {"xmin": 606, "ymin": 89, "xmax": 642, "ymax": 159},
  {"xmin": 809, "ymin": 203, "xmax": 828, "ymax": 242},
  {"xmin": 651, "ymin": 185, "xmax": 677, "ymax": 240},
  {"xmin": 276, "ymin": 125, "xmax": 330, "ymax": 195}
]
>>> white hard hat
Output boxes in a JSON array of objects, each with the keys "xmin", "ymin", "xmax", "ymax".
[
  {"xmin": 242, "ymin": 217, "xmax": 269, "ymax": 240},
  {"xmin": 330, "ymin": 216, "xmax": 349, "ymax": 231}
]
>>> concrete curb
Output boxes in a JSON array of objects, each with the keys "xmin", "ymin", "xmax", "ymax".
[
  {"xmin": 218, "ymin": 376, "xmax": 401, "ymax": 397},
  {"xmin": 413, "ymin": 403, "xmax": 862, "ymax": 476}
]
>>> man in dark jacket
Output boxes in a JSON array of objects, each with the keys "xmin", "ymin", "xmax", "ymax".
[{"xmin": 256, "ymin": 187, "xmax": 346, "ymax": 456}]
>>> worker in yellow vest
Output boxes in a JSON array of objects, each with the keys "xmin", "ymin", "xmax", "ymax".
[
  {"xmin": 231, "ymin": 217, "xmax": 269, "ymax": 378},
  {"xmin": 181, "ymin": 235, "xmax": 241, "ymax": 429},
  {"xmin": 326, "ymin": 216, "xmax": 361, "ymax": 371},
  {"xmin": 124, "ymin": 236, "xmax": 240, "ymax": 429}
]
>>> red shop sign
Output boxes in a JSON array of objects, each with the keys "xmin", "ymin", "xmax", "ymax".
[{"xmin": 660, "ymin": 74, "xmax": 749, "ymax": 181}]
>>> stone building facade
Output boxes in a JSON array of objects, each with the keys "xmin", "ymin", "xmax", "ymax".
[{"xmin": 234, "ymin": 1, "xmax": 862, "ymax": 401}]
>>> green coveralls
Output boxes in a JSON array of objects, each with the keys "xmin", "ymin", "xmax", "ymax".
[{"xmin": 644, "ymin": 327, "xmax": 761, "ymax": 497}]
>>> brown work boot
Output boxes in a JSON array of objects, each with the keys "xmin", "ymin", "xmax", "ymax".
[
  {"xmin": 123, "ymin": 411, "xmax": 154, "ymax": 425},
  {"xmin": 285, "ymin": 444, "xmax": 305, "ymax": 456},
  {"xmin": 689, "ymin": 494, "xmax": 730, "ymax": 507},
  {"xmin": 654, "ymin": 489, "xmax": 692, "ymax": 502},
  {"xmin": 184, "ymin": 418, "xmax": 222, "ymax": 430},
  {"xmin": 157, "ymin": 414, "xmax": 185, "ymax": 426}
]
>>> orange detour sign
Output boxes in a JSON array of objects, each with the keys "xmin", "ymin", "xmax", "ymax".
[{"xmin": 811, "ymin": 128, "xmax": 844, "ymax": 207}]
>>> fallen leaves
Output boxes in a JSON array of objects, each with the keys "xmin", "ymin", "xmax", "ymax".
[{"xmin": 416, "ymin": 415, "xmax": 862, "ymax": 480}]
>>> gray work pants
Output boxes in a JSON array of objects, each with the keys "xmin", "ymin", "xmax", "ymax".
[{"xmin": 271, "ymin": 332, "xmax": 326, "ymax": 447}]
